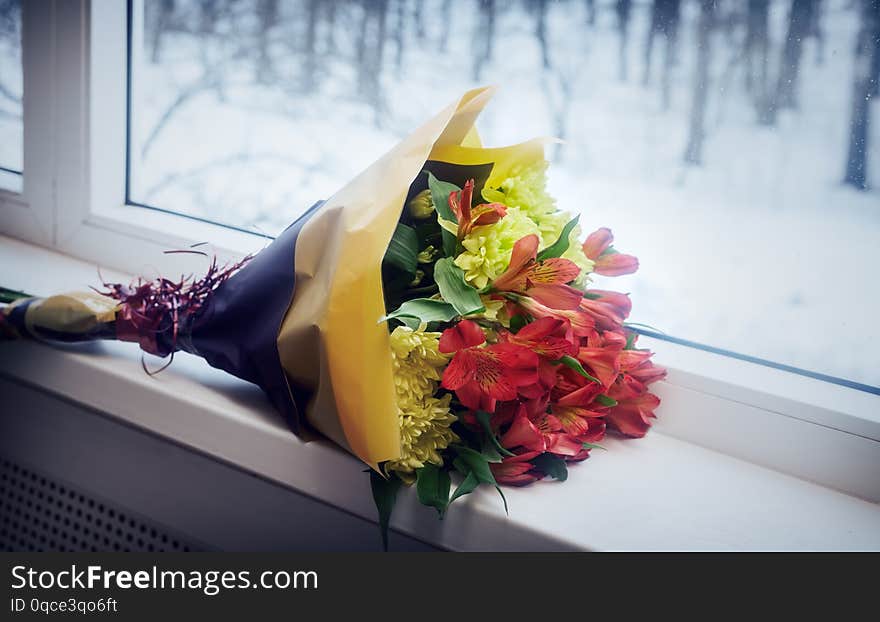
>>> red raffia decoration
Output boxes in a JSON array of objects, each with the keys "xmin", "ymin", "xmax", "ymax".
[{"xmin": 95, "ymin": 251, "xmax": 251, "ymax": 375}]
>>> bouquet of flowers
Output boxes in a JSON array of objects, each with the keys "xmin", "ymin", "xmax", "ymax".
[{"xmin": 1, "ymin": 88, "xmax": 663, "ymax": 547}]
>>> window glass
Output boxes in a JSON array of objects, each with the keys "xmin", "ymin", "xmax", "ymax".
[
  {"xmin": 0, "ymin": 0, "xmax": 22, "ymax": 192},
  {"xmin": 128, "ymin": 0, "xmax": 880, "ymax": 389}
]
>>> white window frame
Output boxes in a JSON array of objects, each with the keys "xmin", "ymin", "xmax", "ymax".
[{"xmin": 1, "ymin": 0, "xmax": 878, "ymax": 503}]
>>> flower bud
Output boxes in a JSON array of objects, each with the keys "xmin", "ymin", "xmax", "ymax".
[{"xmin": 407, "ymin": 189, "xmax": 434, "ymax": 220}]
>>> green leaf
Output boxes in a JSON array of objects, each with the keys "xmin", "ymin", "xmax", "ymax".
[
  {"xmin": 369, "ymin": 470, "xmax": 402, "ymax": 551},
  {"xmin": 554, "ymin": 355, "xmax": 601, "ymax": 384},
  {"xmin": 453, "ymin": 446, "xmax": 508, "ymax": 514},
  {"xmin": 475, "ymin": 411, "xmax": 514, "ymax": 459},
  {"xmin": 595, "ymin": 394, "xmax": 618, "ymax": 408},
  {"xmin": 454, "ymin": 446, "xmax": 496, "ymax": 483},
  {"xmin": 481, "ymin": 441, "xmax": 504, "ymax": 464},
  {"xmin": 381, "ymin": 298, "xmax": 459, "ymax": 328},
  {"xmin": 449, "ymin": 471, "xmax": 479, "ymax": 505},
  {"xmin": 383, "ymin": 223, "xmax": 419, "ymax": 276},
  {"xmin": 532, "ymin": 453, "xmax": 569, "ymax": 481},
  {"xmin": 426, "ymin": 172, "xmax": 460, "ymax": 257},
  {"xmin": 536, "ymin": 215, "xmax": 580, "ymax": 261},
  {"xmin": 582, "ymin": 442, "xmax": 607, "ymax": 451},
  {"xmin": 416, "ymin": 464, "xmax": 451, "ymax": 518},
  {"xmin": 508, "ymin": 314, "xmax": 529, "ymax": 333},
  {"xmin": 624, "ymin": 332, "xmax": 637, "ymax": 350},
  {"xmin": 0, "ymin": 287, "xmax": 32, "ymax": 304},
  {"xmin": 434, "ymin": 257, "xmax": 484, "ymax": 316}
]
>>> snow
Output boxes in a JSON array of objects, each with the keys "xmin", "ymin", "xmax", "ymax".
[
  {"xmin": 0, "ymin": 0, "xmax": 22, "ymax": 177},
  {"xmin": 6, "ymin": 0, "xmax": 880, "ymax": 387},
  {"xmin": 129, "ymin": 0, "xmax": 880, "ymax": 389}
]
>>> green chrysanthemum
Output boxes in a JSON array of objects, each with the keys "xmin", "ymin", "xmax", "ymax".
[
  {"xmin": 483, "ymin": 160, "xmax": 559, "ymax": 240},
  {"xmin": 454, "ymin": 206, "xmax": 541, "ymax": 289},
  {"xmin": 385, "ymin": 326, "xmax": 457, "ymax": 482},
  {"xmin": 483, "ymin": 159, "xmax": 594, "ymax": 283}
]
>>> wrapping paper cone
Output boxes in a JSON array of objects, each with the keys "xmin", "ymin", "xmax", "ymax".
[
  {"xmin": 279, "ymin": 86, "xmax": 501, "ymax": 468},
  {"xmin": 2, "ymin": 86, "xmax": 553, "ymax": 471}
]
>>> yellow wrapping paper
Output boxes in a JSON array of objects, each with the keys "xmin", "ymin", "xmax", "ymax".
[{"xmin": 277, "ymin": 86, "xmax": 552, "ymax": 469}]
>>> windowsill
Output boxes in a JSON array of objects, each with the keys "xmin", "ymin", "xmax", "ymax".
[{"xmin": 3, "ymin": 234, "xmax": 880, "ymax": 551}]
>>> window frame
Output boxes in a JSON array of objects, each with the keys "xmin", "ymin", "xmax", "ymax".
[{"xmin": 1, "ymin": 0, "xmax": 878, "ymax": 490}]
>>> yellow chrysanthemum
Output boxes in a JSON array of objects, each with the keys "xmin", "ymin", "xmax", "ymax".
[
  {"xmin": 385, "ymin": 326, "xmax": 458, "ymax": 482},
  {"xmin": 454, "ymin": 206, "xmax": 541, "ymax": 289}
]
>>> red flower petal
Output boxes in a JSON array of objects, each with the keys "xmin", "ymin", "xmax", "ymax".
[
  {"xmin": 582, "ymin": 227, "xmax": 613, "ymax": 260},
  {"xmin": 501, "ymin": 412, "xmax": 546, "ymax": 452},
  {"xmin": 488, "ymin": 343, "xmax": 540, "ymax": 388},
  {"xmin": 517, "ymin": 296, "xmax": 597, "ymax": 338},
  {"xmin": 577, "ymin": 345, "xmax": 622, "ymax": 388},
  {"xmin": 507, "ymin": 317, "xmax": 578, "ymax": 359},
  {"xmin": 439, "ymin": 319, "xmax": 485, "ymax": 353},
  {"xmin": 470, "ymin": 202, "xmax": 507, "ymax": 228},
  {"xmin": 441, "ymin": 349, "xmax": 477, "ymax": 390},
  {"xmin": 580, "ymin": 290, "xmax": 632, "ymax": 330},
  {"xmin": 525, "ymin": 282, "xmax": 584, "ymax": 310},
  {"xmin": 545, "ymin": 432, "xmax": 585, "ymax": 457},
  {"xmin": 492, "ymin": 234, "xmax": 540, "ymax": 291},
  {"xmin": 594, "ymin": 252, "xmax": 639, "ymax": 276},
  {"xmin": 526, "ymin": 257, "xmax": 581, "ymax": 285},
  {"xmin": 606, "ymin": 392, "xmax": 661, "ymax": 438}
]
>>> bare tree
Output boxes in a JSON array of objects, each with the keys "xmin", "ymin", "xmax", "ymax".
[
  {"xmin": 439, "ymin": 0, "xmax": 452, "ymax": 52},
  {"xmin": 324, "ymin": 0, "xmax": 338, "ymax": 55},
  {"xmin": 843, "ymin": 0, "xmax": 880, "ymax": 189},
  {"xmin": 643, "ymin": 0, "xmax": 682, "ymax": 109},
  {"xmin": 535, "ymin": 0, "xmax": 552, "ymax": 70},
  {"xmin": 255, "ymin": 0, "xmax": 279, "ymax": 84},
  {"xmin": 773, "ymin": 0, "xmax": 818, "ymax": 113},
  {"xmin": 684, "ymin": 0, "xmax": 716, "ymax": 165},
  {"xmin": 616, "ymin": 0, "xmax": 633, "ymax": 81},
  {"xmin": 473, "ymin": 0, "xmax": 497, "ymax": 81},
  {"xmin": 810, "ymin": 0, "xmax": 826, "ymax": 64},
  {"xmin": 413, "ymin": 0, "xmax": 425, "ymax": 39},
  {"xmin": 585, "ymin": 0, "xmax": 597, "ymax": 26},
  {"xmin": 394, "ymin": 0, "xmax": 407, "ymax": 74},
  {"xmin": 148, "ymin": 0, "xmax": 176, "ymax": 64},
  {"xmin": 744, "ymin": 0, "xmax": 774, "ymax": 123},
  {"xmin": 356, "ymin": 0, "xmax": 389, "ymax": 120}
]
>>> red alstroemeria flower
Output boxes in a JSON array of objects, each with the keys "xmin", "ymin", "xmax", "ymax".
[
  {"xmin": 616, "ymin": 335, "xmax": 667, "ymax": 386},
  {"xmin": 439, "ymin": 320, "xmax": 539, "ymax": 412},
  {"xmin": 500, "ymin": 317, "xmax": 579, "ymax": 398},
  {"xmin": 514, "ymin": 294, "xmax": 597, "ymax": 338},
  {"xmin": 628, "ymin": 359, "xmax": 667, "ymax": 385},
  {"xmin": 580, "ymin": 290, "xmax": 632, "ymax": 331},
  {"xmin": 490, "ymin": 451, "xmax": 544, "ymax": 486},
  {"xmin": 550, "ymin": 404, "xmax": 607, "ymax": 443},
  {"xmin": 492, "ymin": 235, "xmax": 583, "ymax": 310},
  {"xmin": 449, "ymin": 179, "xmax": 507, "ymax": 240},
  {"xmin": 500, "ymin": 405, "xmax": 585, "ymax": 457},
  {"xmin": 502, "ymin": 316, "xmax": 578, "ymax": 359},
  {"xmin": 582, "ymin": 228, "xmax": 639, "ymax": 276},
  {"xmin": 605, "ymin": 391, "xmax": 661, "ymax": 438},
  {"xmin": 576, "ymin": 341, "xmax": 624, "ymax": 389}
]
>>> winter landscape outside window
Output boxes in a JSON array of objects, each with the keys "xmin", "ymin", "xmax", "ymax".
[
  {"xmin": 126, "ymin": 0, "xmax": 879, "ymax": 390},
  {"xmin": 0, "ymin": 0, "xmax": 22, "ymax": 193}
]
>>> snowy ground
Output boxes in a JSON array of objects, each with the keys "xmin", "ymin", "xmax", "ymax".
[{"xmin": 4, "ymin": 1, "xmax": 880, "ymax": 387}]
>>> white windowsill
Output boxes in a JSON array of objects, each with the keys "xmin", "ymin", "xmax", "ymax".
[{"xmin": 3, "ymin": 234, "xmax": 880, "ymax": 551}]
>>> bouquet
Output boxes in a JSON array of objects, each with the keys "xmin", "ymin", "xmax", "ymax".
[{"xmin": 1, "ymin": 88, "xmax": 663, "ymax": 547}]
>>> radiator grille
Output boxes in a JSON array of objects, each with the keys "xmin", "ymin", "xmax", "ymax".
[{"xmin": 0, "ymin": 456, "xmax": 199, "ymax": 552}]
